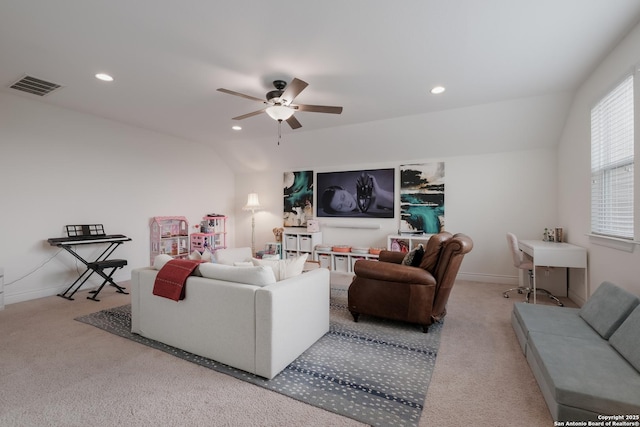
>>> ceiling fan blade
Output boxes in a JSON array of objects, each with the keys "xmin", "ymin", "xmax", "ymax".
[
  {"xmin": 217, "ymin": 88, "xmax": 265, "ymax": 103},
  {"xmin": 232, "ymin": 109, "xmax": 266, "ymax": 120},
  {"xmin": 281, "ymin": 78, "xmax": 308, "ymax": 104},
  {"xmin": 294, "ymin": 104, "xmax": 343, "ymax": 114},
  {"xmin": 286, "ymin": 115, "xmax": 302, "ymax": 129}
]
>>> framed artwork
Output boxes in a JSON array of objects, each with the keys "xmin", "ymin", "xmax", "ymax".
[
  {"xmin": 317, "ymin": 168, "xmax": 394, "ymax": 218},
  {"xmin": 283, "ymin": 171, "xmax": 314, "ymax": 227},
  {"xmin": 400, "ymin": 163, "xmax": 445, "ymax": 233}
]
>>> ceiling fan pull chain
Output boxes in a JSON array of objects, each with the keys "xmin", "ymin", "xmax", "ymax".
[{"xmin": 277, "ymin": 119, "xmax": 282, "ymax": 145}]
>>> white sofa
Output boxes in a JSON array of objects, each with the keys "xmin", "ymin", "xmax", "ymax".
[{"xmin": 130, "ymin": 248, "xmax": 330, "ymax": 379}]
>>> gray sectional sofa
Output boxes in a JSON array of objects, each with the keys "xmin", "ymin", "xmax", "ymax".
[{"xmin": 511, "ymin": 281, "xmax": 640, "ymax": 421}]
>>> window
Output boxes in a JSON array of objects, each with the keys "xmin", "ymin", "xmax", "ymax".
[{"xmin": 591, "ymin": 74, "xmax": 634, "ymax": 240}]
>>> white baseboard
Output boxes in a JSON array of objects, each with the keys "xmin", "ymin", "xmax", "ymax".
[
  {"xmin": 457, "ymin": 272, "xmax": 519, "ymax": 285},
  {"xmin": 5, "ymin": 286, "xmax": 65, "ymax": 305},
  {"xmin": 568, "ymin": 289, "xmax": 586, "ymax": 307}
]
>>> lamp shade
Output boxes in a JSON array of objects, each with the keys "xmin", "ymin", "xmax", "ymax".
[
  {"xmin": 243, "ymin": 193, "xmax": 262, "ymax": 211},
  {"xmin": 265, "ymin": 105, "xmax": 294, "ymax": 121}
]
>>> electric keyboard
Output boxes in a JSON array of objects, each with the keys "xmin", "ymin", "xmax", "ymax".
[{"xmin": 48, "ymin": 234, "xmax": 131, "ymax": 246}]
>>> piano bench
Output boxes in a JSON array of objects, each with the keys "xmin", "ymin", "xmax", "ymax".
[
  {"xmin": 86, "ymin": 259, "xmax": 128, "ymax": 301},
  {"xmin": 87, "ymin": 259, "xmax": 127, "ymax": 270}
]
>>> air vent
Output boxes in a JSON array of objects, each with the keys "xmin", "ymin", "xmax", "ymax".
[{"xmin": 9, "ymin": 75, "xmax": 63, "ymax": 96}]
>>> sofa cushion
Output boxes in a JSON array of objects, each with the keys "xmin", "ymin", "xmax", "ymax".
[
  {"xmin": 513, "ymin": 302, "xmax": 601, "ymax": 342},
  {"xmin": 579, "ymin": 281, "xmax": 640, "ymax": 339},
  {"xmin": 252, "ymin": 254, "xmax": 308, "ymax": 281},
  {"xmin": 609, "ymin": 305, "xmax": 640, "ymax": 372},
  {"xmin": 527, "ymin": 331, "xmax": 640, "ymax": 415},
  {"xmin": 233, "ymin": 261, "xmax": 254, "ymax": 267},
  {"xmin": 198, "ymin": 263, "xmax": 276, "ymax": 287},
  {"xmin": 213, "ymin": 247, "xmax": 253, "ymax": 265}
]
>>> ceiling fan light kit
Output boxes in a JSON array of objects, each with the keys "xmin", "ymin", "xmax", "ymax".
[
  {"xmin": 265, "ymin": 105, "xmax": 294, "ymax": 121},
  {"xmin": 217, "ymin": 78, "xmax": 343, "ymax": 129}
]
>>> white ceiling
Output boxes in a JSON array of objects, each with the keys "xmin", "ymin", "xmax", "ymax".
[{"xmin": 2, "ymin": 1, "xmax": 640, "ymax": 172}]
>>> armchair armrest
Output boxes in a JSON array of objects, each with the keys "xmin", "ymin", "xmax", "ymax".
[
  {"xmin": 378, "ymin": 250, "xmax": 406, "ymax": 264},
  {"xmin": 353, "ymin": 259, "xmax": 436, "ymax": 286}
]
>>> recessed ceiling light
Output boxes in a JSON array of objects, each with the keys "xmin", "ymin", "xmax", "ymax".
[
  {"xmin": 232, "ymin": 125, "xmax": 242, "ymax": 131},
  {"xmin": 430, "ymin": 86, "xmax": 445, "ymax": 95},
  {"xmin": 95, "ymin": 73, "xmax": 114, "ymax": 82}
]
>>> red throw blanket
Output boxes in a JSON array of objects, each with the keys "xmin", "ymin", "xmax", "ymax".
[{"xmin": 153, "ymin": 259, "xmax": 202, "ymax": 301}]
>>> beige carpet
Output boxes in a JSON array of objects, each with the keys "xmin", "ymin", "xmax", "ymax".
[{"xmin": 0, "ymin": 278, "xmax": 568, "ymax": 426}]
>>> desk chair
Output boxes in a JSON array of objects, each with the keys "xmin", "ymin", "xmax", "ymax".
[{"xmin": 504, "ymin": 232, "xmax": 563, "ymax": 306}]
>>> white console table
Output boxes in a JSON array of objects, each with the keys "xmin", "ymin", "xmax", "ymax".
[{"xmin": 518, "ymin": 240, "xmax": 587, "ymax": 304}]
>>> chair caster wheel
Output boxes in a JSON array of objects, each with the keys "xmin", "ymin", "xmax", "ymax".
[{"xmin": 503, "ymin": 293, "xmax": 509, "ymax": 298}]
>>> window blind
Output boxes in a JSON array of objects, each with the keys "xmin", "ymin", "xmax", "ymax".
[{"xmin": 591, "ymin": 75, "xmax": 634, "ymax": 239}]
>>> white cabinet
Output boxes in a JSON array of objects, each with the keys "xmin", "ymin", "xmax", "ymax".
[
  {"xmin": 387, "ymin": 234, "xmax": 432, "ymax": 252},
  {"xmin": 282, "ymin": 228, "xmax": 322, "ymax": 258}
]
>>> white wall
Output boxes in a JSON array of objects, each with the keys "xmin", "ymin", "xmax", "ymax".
[
  {"xmin": 558, "ymin": 20, "xmax": 640, "ymax": 298},
  {"xmin": 235, "ymin": 147, "xmax": 558, "ymax": 285},
  {"xmin": 0, "ymin": 92, "xmax": 235, "ymax": 304}
]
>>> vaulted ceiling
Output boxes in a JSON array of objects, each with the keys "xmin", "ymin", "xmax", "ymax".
[{"xmin": 2, "ymin": 1, "xmax": 640, "ymax": 172}]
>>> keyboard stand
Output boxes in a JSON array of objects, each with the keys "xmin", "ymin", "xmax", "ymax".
[{"xmin": 55, "ymin": 240, "xmax": 129, "ymax": 301}]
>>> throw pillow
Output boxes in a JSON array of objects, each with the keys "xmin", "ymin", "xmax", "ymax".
[
  {"xmin": 200, "ymin": 249, "xmax": 213, "ymax": 262},
  {"xmin": 188, "ymin": 250, "xmax": 202, "ymax": 260},
  {"xmin": 579, "ymin": 281, "xmax": 640, "ymax": 339},
  {"xmin": 609, "ymin": 305, "xmax": 640, "ymax": 372},
  {"xmin": 198, "ymin": 263, "xmax": 276, "ymax": 287},
  {"xmin": 153, "ymin": 254, "xmax": 174, "ymax": 270},
  {"xmin": 252, "ymin": 253, "xmax": 309, "ymax": 281},
  {"xmin": 402, "ymin": 244, "xmax": 425, "ymax": 267},
  {"xmin": 213, "ymin": 247, "xmax": 253, "ymax": 265}
]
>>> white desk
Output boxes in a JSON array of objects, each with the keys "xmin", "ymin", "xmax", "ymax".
[{"xmin": 518, "ymin": 240, "xmax": 587, "ymax": 304}]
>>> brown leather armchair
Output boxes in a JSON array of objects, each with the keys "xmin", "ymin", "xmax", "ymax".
[{"xmin": 348, "ymin": 232, "xmax": 473, "ymax": 332}]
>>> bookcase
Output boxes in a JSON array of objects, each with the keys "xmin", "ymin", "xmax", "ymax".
[
  {"xmin": 149, "ymin": 216, "xmax": 190, "ymax": 265},
  {"xmin": 314, "ymin": 249, "xmax": 379, "ymax": 273},
  {"xmin": 282, "ymin": 228, "xmax": 322, "ymax": 259},
  {"xmin": 387, "ymin": 234, "xmax": 433, "ymax": 252}
]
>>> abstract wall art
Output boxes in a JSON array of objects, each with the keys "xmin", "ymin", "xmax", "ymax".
[
  {"xmin": 283, "ymin": 171, "xmax": 314, "ymax": 227},
  {"xmin": 400, "ymin": 163, "xmax": 445, "ymax": 233}
]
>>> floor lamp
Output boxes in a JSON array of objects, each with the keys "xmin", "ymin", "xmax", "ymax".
[{"xmin": 242, "ymin": 193, "xmax": 262, "ymax": 256}]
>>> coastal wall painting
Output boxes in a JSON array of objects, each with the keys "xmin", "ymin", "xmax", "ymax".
[
  {"xmin": 400, "ymin": 163, "xmax": 445, "ymax": 233},
  {"xmin": 317, "ymin": 168, "xmax": 394, "ymax": 218},
  {"xmin": 283, "ymin": 171, "xmax": 314, "ymax": 227}
]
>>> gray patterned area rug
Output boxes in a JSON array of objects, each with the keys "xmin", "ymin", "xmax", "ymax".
[{"xmin": 75, "ymin": 286, "xmax": 442, "ymax": 427}]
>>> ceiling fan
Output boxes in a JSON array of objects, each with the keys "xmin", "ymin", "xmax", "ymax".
[{"xmin": 217, "ymin": 78, "xmax": 343, "ymax": 129}]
